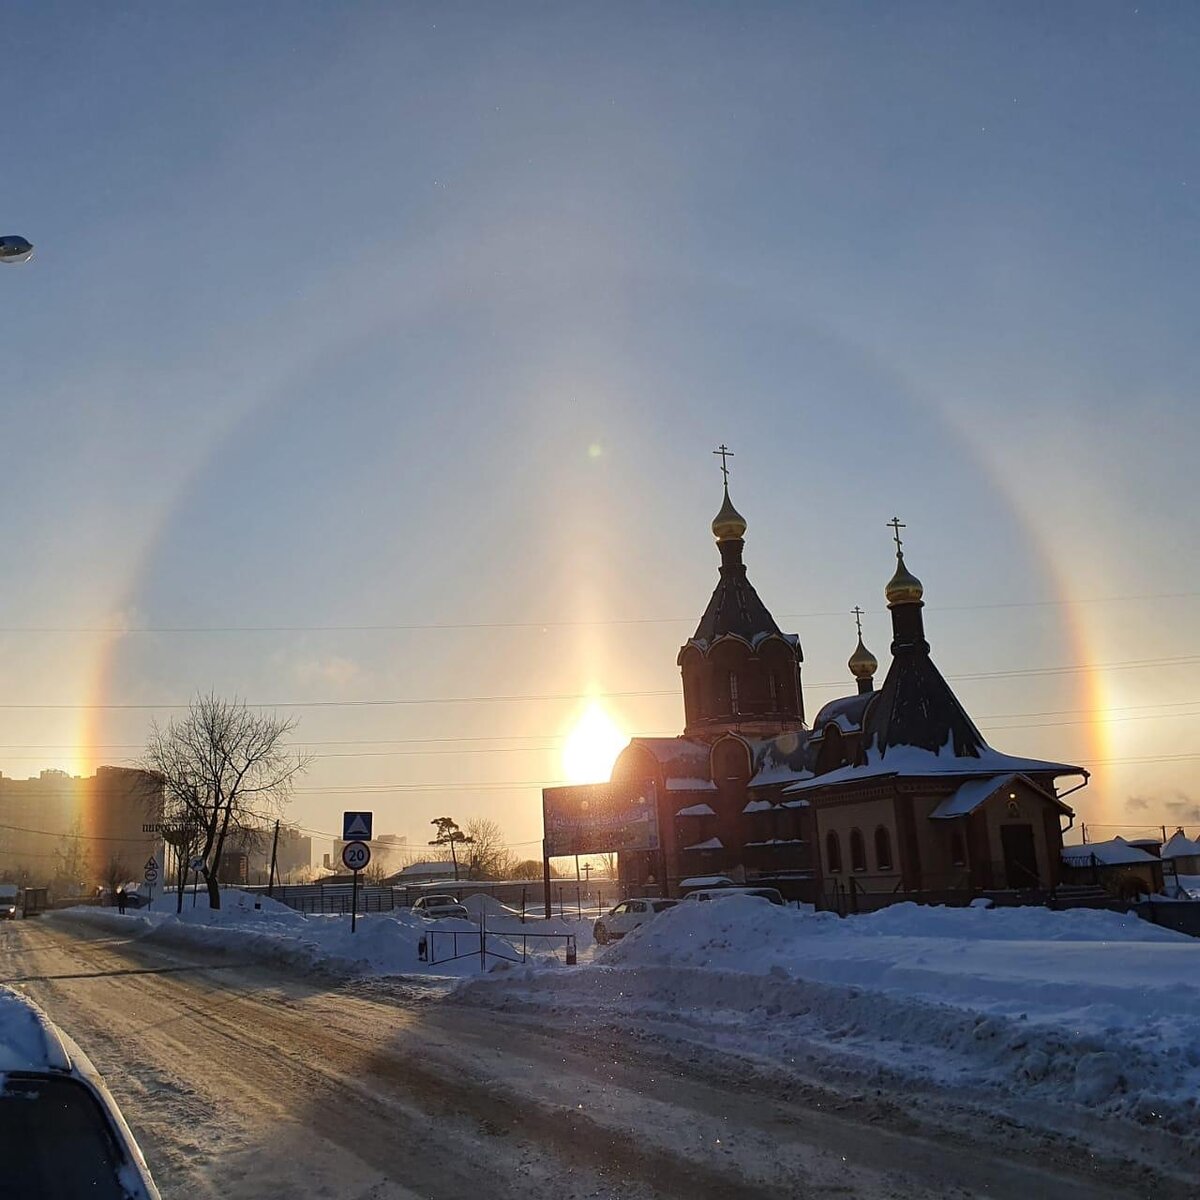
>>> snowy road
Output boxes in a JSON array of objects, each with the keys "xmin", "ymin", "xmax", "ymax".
[{"xmin": 1, "ymin": 917, "xmax": 1188, "ymax": 1199}]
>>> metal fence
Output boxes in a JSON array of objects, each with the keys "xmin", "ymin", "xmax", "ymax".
[
  {"xmin": 247, "ymin": 882, "xmax": 616, "ymax": 921},
  {"xmin": 421, "ymin": 923, "xmax": 578, "ymax": 970}
]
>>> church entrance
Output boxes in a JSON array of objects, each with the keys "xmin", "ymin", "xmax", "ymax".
[{"xmin": 1000, "ymin": 824, "xmax": 1039, "ymax": 889}]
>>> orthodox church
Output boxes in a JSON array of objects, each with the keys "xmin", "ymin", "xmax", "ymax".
[{"xmin": 610, "ymin": 462, "xmax": 1089, "ymax": 906}]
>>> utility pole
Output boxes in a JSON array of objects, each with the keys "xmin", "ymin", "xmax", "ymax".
[{"xmin": 267, "ymin": 820, "xmax": 281, "ymax": 898}]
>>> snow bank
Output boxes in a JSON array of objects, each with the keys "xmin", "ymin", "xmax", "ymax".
[
  {"xmin": 50, "ymin": 890, "xmax": 583, "ymax": 979},
  {"xmin": 457, "ymin": 898, "xmax": 1200, "ymax": 1135},
  {"xmin": 460, "ymin": 892, "xmax": 521, "ymax": 920}
]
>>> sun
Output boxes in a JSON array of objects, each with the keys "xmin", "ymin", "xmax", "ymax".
[{"xmin": 561, "ymin": 701, "xmax": 627, "ymax": 784}]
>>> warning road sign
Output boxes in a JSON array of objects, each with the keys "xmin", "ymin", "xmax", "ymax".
[{"xmin": 342, "ymin": 811, "xmax": 373, "ymax": 841}]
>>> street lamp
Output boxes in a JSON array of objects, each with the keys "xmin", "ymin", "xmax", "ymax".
[{"xmin": 0, "ymin": 236, "xmax": 34, "ymax": 264}]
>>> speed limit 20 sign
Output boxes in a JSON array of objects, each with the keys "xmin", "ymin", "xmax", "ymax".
[{"xmin": 342, "ymin": 840, "xmax": 371, "ymax": 872}]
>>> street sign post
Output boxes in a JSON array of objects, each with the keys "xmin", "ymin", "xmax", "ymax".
[
  {"xmin": 144, "ymin": 856, "xmax": 159, "ymax": 910},
  {"xmin": 342, "ymin": 811, "xmax": 373, "ymax": 841},
  {"xmin": 189, "ymin": 857, "xmax": 205, "ymax": 908},
  {"xmin": 341, "ymin": 840, "xmax": 371, "ymax": 933}
]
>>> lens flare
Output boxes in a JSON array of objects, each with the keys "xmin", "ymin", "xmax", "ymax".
[{"xmin": 562, "ymin": 701, "xmax": 627, "ymax": 784}]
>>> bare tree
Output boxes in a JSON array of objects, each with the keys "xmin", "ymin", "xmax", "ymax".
[
  {"xmin": 160, "ymin": 804, "xmax": 206, "ymax": 915},
  {"xmin": 361, "ymin": 858, "xmax": 389, "ymax": 886},
  {"xmin": 462, "ymin": 817, "xmax": 516, "ymax": 880},
  {"xmin": 597, "ymin": 851, "xmax": 618, "ymax": 880},
  {"xmin": 52, "ymin": 818, "xmax": 91, "ymax": 898},
  {"xmin": 103, "ymin": 855, "xmax": 130, "ymax": 903},
  {"xmin": 429, "ymin": 817, "xmax": 473, "ymax": 881},
  {"xmin": 142, "ymin": 695, "xmax": 310, "ymax": 910},
  {"xmin": 510, "ymin": 858, "xmax": 545, "ymax": 880}
]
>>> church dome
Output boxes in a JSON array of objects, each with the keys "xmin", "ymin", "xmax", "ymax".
[
  {"xmin": 885, "ymin": 552, "xmax": 924, "ymax": 605},
  {"xmin": 848, "ymin": 636, "xmax": 878, "ymax": 679},
  {"xmin": 712, "ymin": 487, "xmax": 747, "ymax": 542}
]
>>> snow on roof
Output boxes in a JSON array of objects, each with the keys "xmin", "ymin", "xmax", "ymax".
[
  {"xmin": 675, "ymin": 802, "xmax": 716, "ymax": 817},
  {"xmin": 811, "ymin": 692, "xmax": 875, "ymax": 734},
  {"xmin": 683, "ymin": 837, "xmax": 724, "ymax": 851},
  {"xmin": 748, "ymin": 730, "xmax": 811, "ymax": 788},
  {"xmin": 625, "ymin": 737, "xmax": 711, "ymax": 781},
  {"xmin": 665, "ymin": 778, "xmax": 718, "ymax": 792},
  {"xmin": 929, "ymin": 774, "xmax": 1021, "ymax": 819},
  {"xmin": 679, "ymin": 875, "xmax": 735, "ymax": 888},
  {"xmin": 1061, "ymin": 837, "xmax": 1160, "ymax": 867},
  {"xmin": 1162, "ymin": 831, "xmax": 1200, "ymax": 859},
  {"xmin": 0, "ymin": 986, "xmax": 71, "ymax": 1073},
  {"xmin": 395, "ymin": 861, "xmax": 458, "ymax": 878},
  {"xmin": 785, "ymin": 740, "xmax": 1085, "ymax": 795},
  {"xmin": 749, "ymin": 761, "xmax": 813, "ymax": 788},
  {"xmin": 742, "ymin": 798, "xmax": 774, "ymax": 814},
  {"xmin": 743, "ymin": 838, "xmax": 806, "ymax": 847}
]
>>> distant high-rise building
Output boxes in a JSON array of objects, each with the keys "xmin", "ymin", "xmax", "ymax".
[{"xmin": 0, "ymin": 766, "xmax": 164, "ymax": 889}]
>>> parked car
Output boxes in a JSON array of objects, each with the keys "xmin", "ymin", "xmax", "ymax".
[
  {"xmin": 682, "ymin": 886, "xmax": 785, "ymax": 906},
  {"xmin": 0, "ymin": 883, "xmax": 19, "ymax": 919},
  {"xmin": 593, "ymin": 897, "xmax": 678, "ymax": 944},
  {"xmin": 0, "ymin": 986, "xmax": 160, "ymax": 1198},
  {"xmin": 411, "ymin": 894, "xmax": 471, "ymax": 920}
]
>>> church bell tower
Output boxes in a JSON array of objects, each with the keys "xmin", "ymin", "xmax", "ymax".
[{"xmin": 676, "ymin": 447, "xmax": 805, "ymax": 738}]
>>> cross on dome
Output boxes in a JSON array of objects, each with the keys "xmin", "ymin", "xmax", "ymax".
[
  {"xmin": 885, "ymin": 517, "xmax": 923, "ymax": 605},
  {"xmin": 713, "ymin": 443, "xmax": 734, "ymax": 485}
]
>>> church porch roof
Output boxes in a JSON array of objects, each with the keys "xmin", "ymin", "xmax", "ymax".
[{"xmin": 783, "ymin": 738, "xmax": 1085, "ymax": 796}]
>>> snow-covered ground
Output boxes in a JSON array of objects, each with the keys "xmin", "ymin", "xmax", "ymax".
[
  {"xmin": 457, "ymin": 898, "xmax": 1200, "ymax": 1142},
  {"xmin": 50, "ymin": 889, "xmax": 588, "ymax": 979},
  {"xmin": 51, "ymin": 890, "xmax": 1200, "ymax": 1152}
]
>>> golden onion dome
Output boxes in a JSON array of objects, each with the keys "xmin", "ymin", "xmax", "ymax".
[
  {"xmin": 711, "ymin": 486, "xmax": 747, "ymax": 542},
  {"xmin": 848, "ymin": 635, "xmax": 878, "ymax": 679},
  {"xmin": 885, "ymin": 551, "xmax": 924, "ymax": 605}
]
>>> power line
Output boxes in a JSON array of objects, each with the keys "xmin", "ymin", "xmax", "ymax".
[
  {"xmin": 0, "ymin": 650, "xmax": 1196, "ymax": 712},
  {"xmin": 0, "ymin": 589, "xmax": 1194, "ymax": 636},
  {"xmin": 4, "ymin": 699, "xmax": 1198, "ymax": 767}
]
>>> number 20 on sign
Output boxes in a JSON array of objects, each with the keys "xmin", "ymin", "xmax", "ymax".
[{"xmin": 342, "ymin": 841, "xmax": 371, "ymax": 872}]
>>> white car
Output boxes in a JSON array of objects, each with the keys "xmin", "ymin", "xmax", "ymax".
[
  {"xmin": 411, "ymin": 893, "xmax": 471, "ymax": 920},
  {"xmin": 593, "ymin": 897, "xmax": 678, "ymax": 944},
  {"xmin": 0, "ymin": 986, "xmax": 160, "ymax": 1198}
]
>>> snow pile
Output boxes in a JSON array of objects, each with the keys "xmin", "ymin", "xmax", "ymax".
[
  {"xmin": 460, "ymin": 893, "xmax": 521, "ymax": 921},
  {"xmin": 50, "ymin": 891, "xmax": 583, "ymax": 978},
  {"xmin": 1176, "ymin": 875, "xmax": 1200, "ymax": 900},
  {"xmin": 457, "ymin": 898, "xmax": 1200, "ymax": 1133}
]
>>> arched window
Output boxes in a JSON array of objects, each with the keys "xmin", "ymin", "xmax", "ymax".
[
  {"xmin": 874, "ymin": 826, "xmax": 893, "ymax": 871},
  {"xmin": 729, "ymin": 671, "xmax": 740, "ymax": 714},
  {"xmin": 849, "ymin": 828, "xmax": 866, "ymax": 872},
  {"xmin": 826, "ymin": 831, "xmax": 842, "ymax": 874}
]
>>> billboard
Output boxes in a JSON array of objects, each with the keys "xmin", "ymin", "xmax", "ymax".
[{"xmin": 542, "ymin": 781, "xmax": 660, "ymax": 857}]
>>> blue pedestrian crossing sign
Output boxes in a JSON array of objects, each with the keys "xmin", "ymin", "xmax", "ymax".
[{"xmin": 342, "ymin": 811, "xmax": 373, "ymax": 841}]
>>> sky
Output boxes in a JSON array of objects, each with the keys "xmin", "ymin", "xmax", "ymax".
[{"xmin": 0, "ymin": 2, "xmax": 1197, "ymax": 860}]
